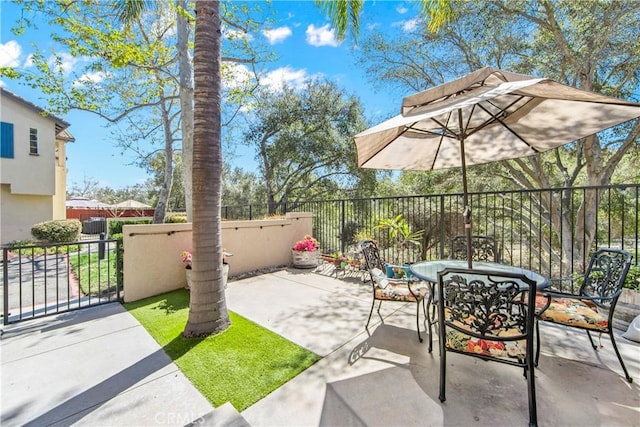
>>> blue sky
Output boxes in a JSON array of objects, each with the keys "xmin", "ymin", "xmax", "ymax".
[{"xmin": 1, "ymin": 1, "xmax": 422, "ymax": 189}]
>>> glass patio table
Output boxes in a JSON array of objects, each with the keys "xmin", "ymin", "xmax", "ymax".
[{"xmin": 409, "ymin": 260, "xmax": 550, "ymax": 290}]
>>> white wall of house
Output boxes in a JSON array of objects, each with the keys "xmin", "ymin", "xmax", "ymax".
[{"xmin": 0, "ymin": 89, "xmax": 72, "ymax": 244}]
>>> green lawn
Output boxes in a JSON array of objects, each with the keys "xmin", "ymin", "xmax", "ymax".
[
  {"xmin": 125, "ymin": 289, "xmax": 321, "ymax": 411},
  {"xmin": 68, "ymin": 251, "xmax": 118, "ymax": 295}
]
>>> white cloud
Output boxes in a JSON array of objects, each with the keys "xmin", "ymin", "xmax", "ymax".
[
  {"xmin": 403, "ymin": 18, "xmax": 421, "ymax": 32},
  {"xmin": 392, "ymin": 17, "xmax": 422, "ymax": 33},
  {"xmin": 222, "ymin": 62, "xmax": 254, "ymax": 89},
  {"xmin": 73, "ymin": 71, "xmax": 107, "ymax": 87},
  {"xmin": 396, "ymin": 5, "xmax": 408, "ymax": 14},
  {"xmin": 263, "ymin": 26, "xmax": 292, "ymax": 45},
  {"xmin": 305, "ymin": 24, "xmax": 341, "ymax": 47},
  {"xmin": 0, "ymin": 40, "xmax": 22, "ymax": 67},
  {"xmin": 224, "ymin": 28, "xmax": 254, "ymax": 42},
  {"xmin": 260, "ymin": 66, "xmax": 322, "ymax": 92},
  {"xmin": 47, "ymin": 52, "xmax": 79, "ymax": 75},
  {"xmin": 24, "ymin": 54, "xmax": 34, "ymax": 68}
]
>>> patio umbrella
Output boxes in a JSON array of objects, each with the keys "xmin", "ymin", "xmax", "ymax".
[
  {"xmin": 354, "ymin": 67, "xmax": 640, "ymax": 268},
  {"xmin": 113, "ymin": 199, "xmax": 152, "ymax": 209}
]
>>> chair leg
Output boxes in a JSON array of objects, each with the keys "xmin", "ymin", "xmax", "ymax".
[
  {"xmin": 526, "ymin": 361, "xmax": 538, "ymax": 427},
  {"xmin": 609, "ymin": 330, "xmax": 633, "ymax": 383},
  {"xmin": 586, "ymin": 330, "xmax": 599, "ymax": 350},
  {"xmin": 535, "ymin": 320, "xmax": 541, "ymax": 366},
  {"xmin": 425, "ymin": 299, "xmax": 433, "ymax": 352},
  {"xmin": 365, "ymin": 298, "xmax": 376, "ymax": 331},
  {"xmin": 415, "ymin": 301, "xmax": 423, "ymax": 343},
  {"xmin": 439, "ymin": 341, "xmax": 446, "ymax": 402}
]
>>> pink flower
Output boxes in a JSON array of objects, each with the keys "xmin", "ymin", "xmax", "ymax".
[
  {"xmin": 181, "ymin": 250, "xmax": 230, "ymax": 269},
  {"xmin": 292, "ymin": 235, "xmax": 319, "ymax": 252},
  {"xmin": 181, "ymin": 250, "xmax": 192, "ymax": 269}
]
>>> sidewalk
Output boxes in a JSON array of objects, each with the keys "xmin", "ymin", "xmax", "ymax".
[{"xmin": 0, "ymin": 303, "xmax": 213, "ymax": 426}]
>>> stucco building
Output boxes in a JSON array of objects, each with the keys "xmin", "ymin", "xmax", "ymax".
[{"xmin": 1, "ymin": 88, "xmax": 75, "ymax": 244}]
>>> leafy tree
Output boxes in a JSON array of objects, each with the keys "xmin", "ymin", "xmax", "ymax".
[
  {"xmin": 5, "ymin": 0, "xmax": 263, "ymax": 224},
  {"xmin": 355, "ymin": 0, "xmax": 640, "ymax": 270},
  {"xmin": 243, "ymin": 80, "xmax": 375, "ymax": 214},
  {"xmin": 316, "ymin": 0, "xmax": 453, "ymax": 40},
  {"xmin": 67, "ymin": 176, "xmax": 154, "ymax": 206}
]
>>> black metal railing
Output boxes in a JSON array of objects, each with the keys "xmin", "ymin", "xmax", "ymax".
[
  {"xmin": 222, "ymin": 184, "xmax": 639, "ymax": 284},
  {"xmin": 2, "ymin": 238, "xmax": 122, "ymax": 324}
]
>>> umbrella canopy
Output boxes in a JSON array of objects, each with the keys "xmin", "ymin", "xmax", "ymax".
[
  {"xmin": 354, "ymin": 67, "xmax": 640, "ymax": 267},
  {"xmin": 114, "ymin": 199, "xmax": 152, "ymax": 209}
]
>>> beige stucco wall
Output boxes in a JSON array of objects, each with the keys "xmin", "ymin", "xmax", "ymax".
[
  {"xmin": 122, "ymin": 212, "xmax": 313, "ymax": 302},
  {"xmin": 0, "ymin": 96, "xmax": 57, "ymax": 195},
  {"xmin": 1, "ymin": 184, "xmax": 54, "ymax": 243},
  {"xmin": 52, "ymin": 140, "xmax": 67, "ymax": 219},
  {"xmin": 1, "ymin": 91, "xmax": 70, "ymax": 242}
]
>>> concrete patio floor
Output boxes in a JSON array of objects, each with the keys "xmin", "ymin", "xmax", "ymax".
[
  {"xmin": 1, "ymin": 265, "xmax": 639, "ymax": 426},
  {"xmin": 229, "ymin": 266, "xmax": 640, "ymax": 427}
]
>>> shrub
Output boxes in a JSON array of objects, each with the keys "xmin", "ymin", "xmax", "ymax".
[
  {"xmin": 625, "ymin": 265, "xmax": 640, "ymax": 291},
  {"xmin": 31, "ymin": 219, "xmax": 81, "ymax": 243},
  {"xmin": 165, "ymin": 214, "xmax": 188, "ymax": 223},
  {"xmin": 111, "ymin": 233, "xmax": 124, "ymax": 290},
  {"xmin": 108, "ymin": 218, "xmax": 153, "ymax": 235}
]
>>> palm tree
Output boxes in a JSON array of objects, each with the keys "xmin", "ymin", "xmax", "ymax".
[
  {"xmin": 317, "ymin": 0, "xmax": 452, "ymax": 40},
  {"xmin": 183, "ymin": 0, "xmax": 230, "ymax": 337}
]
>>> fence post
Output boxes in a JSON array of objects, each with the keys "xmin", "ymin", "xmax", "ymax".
[
  {"xmin": 98, "ymin": 232, "xmax": 106, "ymax": 260},
  {"xmin": 439, "ymin": 195, "xmax": 446, "ymax": 259},
  {"xmin": 3, "ymin": 248, "xmax": 9, "ymax": 325},
  {"xmin": 341, "ymin": 199, "xmax": 346, "ymax": 254}
]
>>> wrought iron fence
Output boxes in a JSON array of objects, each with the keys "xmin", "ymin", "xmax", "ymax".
[
  {"xmin": 222, "ymin": 184, "xmax": 639, "ymax": 283},
  {"xmin": 2, "ymin": 238, "xmax": 122, "ymax": 324}
]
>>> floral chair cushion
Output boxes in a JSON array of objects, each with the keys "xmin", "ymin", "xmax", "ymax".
[
  {"xmin": 443, "ymin": 310, "xmax": 527, "ymax": 362},
  {"xmin": 535, "ymin": 294, "xmax": 608, "ymax": 331},
  {"xmin": 374, "ymin": 282, "xmax": 428, "ymax": 302},
  {"xmin": 444, "ymin": 329, "xmax": 527, "ymax": 361}
]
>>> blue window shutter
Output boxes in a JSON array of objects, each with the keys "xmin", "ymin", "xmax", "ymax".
[{"xmin": 1, "ymin": 122, "xmax": 15, "ymax": 158}]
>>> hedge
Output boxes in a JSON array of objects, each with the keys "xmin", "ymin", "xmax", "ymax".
[
  {"xmin": 165, "ymin": 214, "xmax": 188, "ymax": 223},
  {"xmin": 108, "ymin": 218, "xmax": 153, "ymax": 235},
  {"xmin": 31, "ymin": 219, "xmax": 82, "ymax": 243}
]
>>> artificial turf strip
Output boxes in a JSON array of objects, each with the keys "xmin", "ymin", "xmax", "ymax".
[{"xmin": 125, "ymin": 289, "xmax": 321, "ymax": 411}]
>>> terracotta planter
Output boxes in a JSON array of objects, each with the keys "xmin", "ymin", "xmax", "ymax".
[{"xmin": 292, "ymin": 250, "xmax": 319, "ymax": 268}]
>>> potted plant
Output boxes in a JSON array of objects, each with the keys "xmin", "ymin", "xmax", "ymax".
[
  {"xmin": 291, "ymin": 235, "xmax": 320, "ymax": 268},
  {"xmin": 620, "ymin": 265, "xmax": 640, "ymax": 306},
  {"xmin": 181, "ymin": 250, "xmax": 231, "ymax": 290}
]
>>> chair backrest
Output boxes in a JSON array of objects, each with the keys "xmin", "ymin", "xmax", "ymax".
[
  {"xmin": 438, "ymin": 267, "xmax": 536, "ymax": 364},
  {"xmin": 450, "ymin": 235, "xmax": 499, "ymax": 262},
  {"xmin": 580, "ymin": 248, "xmax": 633, "ymax": 308},
  {"xmin": 359, "ymin": 240, "xmax": 385, "ymax": 272}
]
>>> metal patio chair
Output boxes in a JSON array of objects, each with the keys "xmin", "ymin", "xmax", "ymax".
[
  {"xmin": 359, "ymin": 240, "xmax": 429, "ymax": 342},
  {"xmin": 438, "ymin": 267, "xmax": 538, "ymax": 427},
  {"xmin": 535, "ymin": 248, "xmax": 634, "ymax": 383},
  {"xmin": 450, "ymin": 234, "xmax": 500, "ymax": 262}
]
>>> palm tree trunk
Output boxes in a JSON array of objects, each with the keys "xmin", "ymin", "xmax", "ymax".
[{"xmin": 183, "ymin": 0, "xmax": 230, "ymax": 337}]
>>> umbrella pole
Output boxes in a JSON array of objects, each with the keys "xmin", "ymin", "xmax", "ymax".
[{"xmin": 459, "ymin": 133, "xmax": 473, "ymax": 269}]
